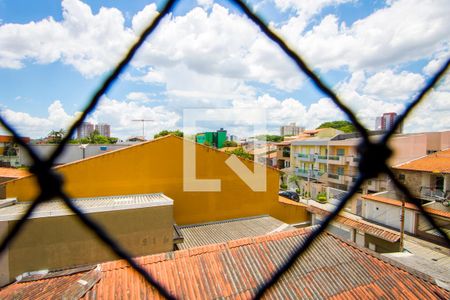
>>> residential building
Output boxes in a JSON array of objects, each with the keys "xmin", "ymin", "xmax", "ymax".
[
  {"xmin": 307, "ymin": 202, "xmax": 401, "ymax": 252},
  {"xmin": 76, "ymin": 122, "xmax": 94, "ymax": 139},
  {"xmin": 280, "ymin": 122, "xmax": 304, "ymax": 136},
  {"xmin": 196, "ymin": 128, "xmax": 227, "ymax": 148},
  {"xmin": 358, "ymin": 192, "xmax": 450, "ymax": 246},
  {"xmin": 392, "ymin": 148, "xmax": 450, "ymax": 204},
  {"xmin": 94, "ymin": 123, "xmax": 111, "ymax": 137},
  {"xmin": 375, "ymin": 112, "xmax": 403, "ymax": 133},
  {"xmin": 17, "ymin": 144, "xmax": 132, "ymax": 166},
  {"xmin": 0, "ymin": 193, "xmax": 174, "ymax": 286},
  {"xmin": 1, "ymin": 135, "xmax": 308, "ymax": 226},
  {"xmin": 0, "ymin": 135, "xmax": 30, "ymax": 167},
  {"xmin": 1, "ymin": 227, "xmax": 448, "ymax": 299},
  {"xmin": 275, "ymin": 140, "xmax": 291, "ymax": 170},
  {"xmin": 289, "ymin": 130, "xmax": 450, "ymax": 195},
  {"xmin": 228, "ymin": 134, "xmax": 238, "ymax": 142}
]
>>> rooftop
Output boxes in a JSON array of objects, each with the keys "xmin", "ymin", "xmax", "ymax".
[
  {"xmin": 0, "ymin": 193, "xmax": 173, "ymax": 221},
  {"xmin": 0, "ymin": 167, "xmax": 30, "ymax": 179},
  {"xmin": 0, "ymin": 228, "xmax": 448, "ymax": 299},
  {"xmin": 306, "ymin": 204, "xmax": 400, "ymax": 243},
  {"xmin": 393, "ymin": 148, "xmax": 450, "ymax": 173},
  {"xmin": 362, "ymin": 194, "xmax": 450, "ymax": 219},
  {"xmin": 177, "ymin": 215, "xmax": 293, "ymax": 250}
]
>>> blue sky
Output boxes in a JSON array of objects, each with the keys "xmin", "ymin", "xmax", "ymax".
[{"xmin": 0, "ymin": 0, "xmax": 449, "ymax": 139}]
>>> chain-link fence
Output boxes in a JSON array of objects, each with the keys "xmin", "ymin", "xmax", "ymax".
[{"xmin": 0, "ymin": 0, "xmax": 449, "ymax": 299}]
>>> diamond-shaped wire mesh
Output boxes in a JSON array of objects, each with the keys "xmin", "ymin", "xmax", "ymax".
[{"xmin": 0, "ymin": 0, "xmax": 448, "ymax": 299}]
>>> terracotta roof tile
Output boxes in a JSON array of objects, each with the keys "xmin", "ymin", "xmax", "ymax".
[
  {"xmin": 394, "ymin": 148, "xmax": 450, "ymax": 173},
  {"xmin": 306, "ymin": 205, "xmax": 400, "ymax": 242},
  {"xmin": 362, "ymin": 194, "xmax": 450, "ymax": 219},
  {"xmin": 1, "ymin": 228, "xmax": 448, "ymax": 299}
]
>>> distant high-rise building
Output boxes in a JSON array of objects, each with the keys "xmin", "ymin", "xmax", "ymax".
[
  {"xmin": 280, "ymin": 123, "xmax": 304, "ymax": 136},
  {"xmin": 375, "ymin": 117, "xmax": 382, "ymax": 130},
  {"xmin": 375, "ymin": 112, "xmax": 402, "ymax": 133},
  {"xmin": 77, "ymin": 122, "xmax": 94, "ymax": 139},
  {"xmin": 95, "ymin": 123, "xmax": 111, "ymax": 137}
]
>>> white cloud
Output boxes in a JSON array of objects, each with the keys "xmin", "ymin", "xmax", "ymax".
[
  {"xmin": 283, "ymin": 0, "xmax": 450, "ymax": 71},
  {"xmin": 363, "ymin": 70, "xmax": 425, "ymax": 101},
  {"xmin": 0, "ymin": 0, "xmax": 134, "ymax": 77},
  {"xmin": 132, "ymin": 4, "xmax": 304, "ymax": 91},
  {"xmin": 88, "ymin": 97, "xmax": 180, "ymax": 139},
  {"xmin": 131, "ymin": 3, "xmax": 158, "ymax": 35},
  {"xmin": 126, "ymin": 92, "xmax": 154, "ymax": 103},
  {"xmin": 0, "ymin": 100, "xmax": 78, "ymax": 138}
]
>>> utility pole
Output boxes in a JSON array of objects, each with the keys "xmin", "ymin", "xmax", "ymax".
[
  {"xmin": 132, "ymin": 119, "xmax": 154, "ymax": 140},
  {"xmin": 399, "ymin": 198, "xmax": 405, "ymax": 251}
]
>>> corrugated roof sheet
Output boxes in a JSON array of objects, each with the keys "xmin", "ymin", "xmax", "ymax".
[
  {"xmin": 307, "ymin": 205, "xmax": 400, "ymax": 242},
  {"xmin": 362, "ymin": 194, "xmax": 450, "ymax": 219},
  {"xmin": 177, "ymin": 215, "xmax": 293, "ymax": 249},
  {"xmin": 394, "ymin": 148, "xmax": 450, "ymax": 173},
  {"xmin": 0, "ymin": 193, "xmax": 173, "ymax": 221},
  {"xmin": 1, "ymin": 228, "xmax": 448, "ymax": 299}
]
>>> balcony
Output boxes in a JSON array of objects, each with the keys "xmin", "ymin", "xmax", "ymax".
[
  {"xmin": 420, "ymin": 187, "xmax": 449, "ymax": 202},
  {"xmin": 295, "ymin": 168, "xmax": 325, "ymax": 180},
  {"xmin": 327, "ymin": 155, "xmax": 345, "ymax": 165},
  {"xmin": 327, "ymin": 173, "xmax": 345, "ymax": 184},
  {"xmin": 346, "ymin": 156, "xmax": 360, "ymax": 167},
  {"xmin": 315, "ymin": 155, "xmax": 328, "ymax": 163},
  {"xmin": 297, "ymin": 153, "xmax": 313, "ymax": 162}
]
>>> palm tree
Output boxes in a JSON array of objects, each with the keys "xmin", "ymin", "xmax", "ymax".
[{"xmin": 288, "ymin": 174, "xmax": 302, "ymax": 192}]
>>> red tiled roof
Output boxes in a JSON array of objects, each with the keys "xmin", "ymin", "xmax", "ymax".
[
  {"xmin": 306, "ymin": 205, "xmax": 400, "ymax": 242},
  {"xmin": 393, "ymin": 148, "xmax": 450, "ymax": 173},
  {"xmin": 1, "ymin": 228, "xmax": 447, "ymax": 299},
  {"xmin": 362, "ymin": 194, "xmax": 450, "ymax": 219},
  {"xmin": 0, "ymin": 167, "xmax": 30, "ymax": 179}
]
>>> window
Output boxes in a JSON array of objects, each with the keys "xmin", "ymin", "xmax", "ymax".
[
  {"xmin": 398, "ymin": 174, "xmax": 405, "ymax": 181},
  {"xmin": 337, "ymin": 148, "xmax": 345, "ymax": 156},
  {"xmin": 337, "ymin": 167, "xmax": 344, "ymax": 175}
]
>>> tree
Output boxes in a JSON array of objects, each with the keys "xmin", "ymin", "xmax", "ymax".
[
  {"xmin": 316, "ymin": 120, "xmax": 356, "ymax": 133},
  {"xmin": 225, "ymin": 147, "xmax": 252, "ymax": 160},
  {"xmin": 47, "ymin": 129, "xmax": 66, "ymax": 144},
  {"xmin": 288, "ymin": 174, "xmax": 302, "ymax": 191},
  {"xmin": 223, "ymin": 140, "xmax": 238, "ymax": 147},
  {"xmin": 255, "ymin": 134, "xmax": 283, "ymax": 142},
  {"xmin": 154, "ymin": 130, "xmax": 184, "ymax": 139}
]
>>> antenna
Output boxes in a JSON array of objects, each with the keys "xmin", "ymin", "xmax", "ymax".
[{"xmin": 132, "ymin": 119, "xmax": 154, "ymax": 140}]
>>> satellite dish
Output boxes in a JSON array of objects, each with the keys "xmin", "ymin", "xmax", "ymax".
[{"xmin": 79, "ymin": 144, "xmax": 89, "ymax": 149}]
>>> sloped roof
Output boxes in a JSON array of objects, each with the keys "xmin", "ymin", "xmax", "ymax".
[
  {"xmin": 1, "ymin": 228, "xmax": 448, "ymax": 299},
  {"xmin": 177, "ymin": 215, "xmax": 293, "ymax": 249},
  {"xmin": 393, "ymin": 148, "xmax": 450, "ymax": 173},
  {"xmin": 0, "ymin": 167, "xmax": 30, "ymax": 179},
  {"xmin": 0, "ymin": 193, "xmax": 173, "ymax": 221},
  {"xmin": 307, "ymin": 205, "xmax": 400, "ymax": 242},
  {"xmin": 362, "ymin": 194, "xmax": 450, "ymax": 219}
]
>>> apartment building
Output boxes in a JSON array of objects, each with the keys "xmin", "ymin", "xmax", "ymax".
[
  {"xmin": 76, "ymin": 122, "xmax": 94, "ymax": 139},
  {"xmin": 290, "ymin": 130, "xmax": 450, "ymax": 194},
  {"xmin": 280, "ymin": 122, "xmax": 304, "ymax": 136},
  {"xmin": 95, "ymin": 123, "xmax": 111, "ymax": 137},
  {"xmin": 393, "ymin": 148, "xmax": 450, "ymax": 205}
]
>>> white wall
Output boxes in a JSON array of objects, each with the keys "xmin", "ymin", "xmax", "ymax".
[
  {"xmin": 364, "ymin": 200, "xmax": 416, "ymax": 233},
  {"xmin": 18, "ymin": 144, "xmax": 132, "ymax": 166}
]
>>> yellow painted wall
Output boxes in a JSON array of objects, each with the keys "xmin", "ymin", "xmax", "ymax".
[
  {"xmin": 1, "ymin": 205, "xmax": 173, "ymax": 285},
  {"xmin": 4, "ymin": 136, "xmax": 307, "ymax": 225}
]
